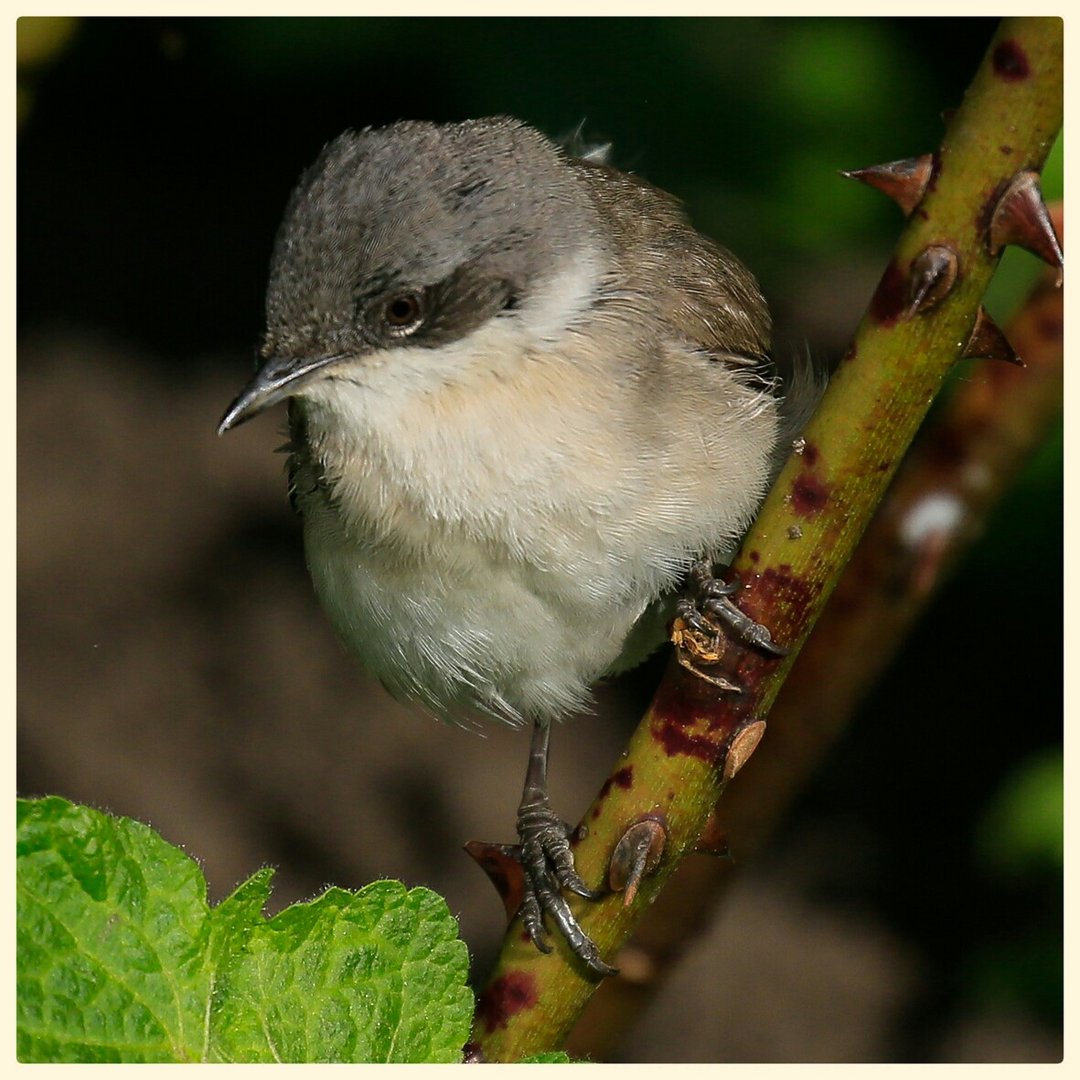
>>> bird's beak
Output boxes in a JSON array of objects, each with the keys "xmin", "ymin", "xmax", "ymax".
[{"xmin": 217, "ymin": 352, "xmax": 349, "ymax": 434}]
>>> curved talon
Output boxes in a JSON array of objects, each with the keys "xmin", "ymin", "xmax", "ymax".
[
  {"xmin": 516, "ymin": 797, "xmax": 615, "ymax": 976},
  {"xmin": 542, "ymin": 826, "xmax": 598, "ymax": 899},
  {"xmin": 521, "ymin": 891, "xmax": 552, "ymax": 954},
  {"xmin": 549, "ymin": 845, "xmax": 603, "ymax": 901},
  {"xmin": 715, "ymin": 601, "xmax": 788, "ymax": 656},
  {"xmin": 562, "ymin": 874, "xmax": 603, "ymax": 901},
  {"xmin": 743, "ymin": 625, "xmax": 789, "ymax": 658},
  {"xmin": 673, "ymin": 560, "xmax": 790, "ymax": 686},
  {"xmin": 540, "ymin": 889, "xmax": 618, "ymax": 978},
  {"xmin": 701, "ymin": 596, "xmax": 790, "ymax": 657}
]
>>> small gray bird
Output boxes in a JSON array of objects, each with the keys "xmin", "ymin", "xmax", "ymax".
[{"xmin": 219, "ymin": 117, "xmax": 812, "ymax": 976}]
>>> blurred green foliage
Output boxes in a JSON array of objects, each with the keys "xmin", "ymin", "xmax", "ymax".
[
  {"xmin": 16, "ymin": 17, "xmax": 78, "ymax": 126},
  {"xmin": 16, "ymin": 16, "xmax": 77, "ymax": 67},
  {"xmin": 976, "ymin": 750, "xmax": 1063, "ymax": 877},
  {"xmin": 967, "ymin": 750, "xmax": 1062, "ymax": 1022},
  {"xmin": 18, "ymin": 16, "xmax": 1000, "ymax": 356}
]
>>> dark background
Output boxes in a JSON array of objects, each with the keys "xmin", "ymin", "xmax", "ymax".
[{"xmin": 17, "ymin": 16, "xmax": 1062, "ymax": 1062}]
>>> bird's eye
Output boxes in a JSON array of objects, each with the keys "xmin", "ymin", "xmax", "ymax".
[{"xmin": 383, "ymin": 293, "xmax": 424, "ymax": 334}]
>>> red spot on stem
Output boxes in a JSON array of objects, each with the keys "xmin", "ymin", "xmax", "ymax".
[
  {"xmin": 869, "ymin": 259, "xmax": 907, "ymax": 326},
  {"xmin": 600, "ymin": 766, "xmax": 633, "ymax": 797},
  {"xmin": 649, "ymin": 683, "xmax": 728, "ymax": 764},
  {"xmin": 791, "ymin": 471, "xmax": 830, "ymax": 517},
  {"xmin": 753, "ymin": 564, "xmax": 820, "ymax": 615},
  {"xmin": 993, "ymin": 39, "xmax": 1030, "ymax": 80},
  {"xmin": 475, "ymin": 972, "xmax": 539, "ymax": 1033},
  {"xmin": 653, "ymin": 718, "xmax": 723, "ymax": 763}
]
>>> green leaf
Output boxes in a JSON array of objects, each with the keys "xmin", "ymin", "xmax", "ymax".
[
  {"xmin": 208, "ymin": 883, "xmax": 474, "ymax": 1063},
  {"xmin": 17, "ymin": 797, "xmax": 474, "ymax": 1063},
  {"xmin": 17, "ymin": 796, "xmax": 218, "ymax": 1062}
]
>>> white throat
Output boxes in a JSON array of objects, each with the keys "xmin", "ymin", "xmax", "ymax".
[{"xmin": 301, "ymin": 246, "xmax": 605, "ymax": 432}]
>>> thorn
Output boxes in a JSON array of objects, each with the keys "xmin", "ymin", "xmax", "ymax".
[
  {"xmin": 961, "ymin": 307, "xmax": 1024, "ymax": 365},
  {"xmin": 988, "ymin": 170, "xmax": 1064, "ymax": 284},
  {"xmin": 610, "ymin": 945, "xmax": 657, "ymax": 985},
  {"xmin": 841, "ymin": 154, "xmax": 934, "ymax": 216},
  {"xmin": 906, "ymin": 244, "xmax": 959, "ymax": 316},
  {"xmin": 722, "ymin": 720, "xmax": 768, "ymax": 782},
  {"xmin": 693, "ymin": 809, "xmax": 731, "ymax": 858},
  {"xmin": 464, "ymin": 839, "xmax": 526, "ymax": 921},
  {"xmin": 608, "ymin": 817, "xmax": 667, "ymax": 906}
]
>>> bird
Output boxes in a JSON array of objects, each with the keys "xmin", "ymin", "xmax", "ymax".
[{"xmin": 218, "ymin": 117, "xmax": 816, "ymax": 977}]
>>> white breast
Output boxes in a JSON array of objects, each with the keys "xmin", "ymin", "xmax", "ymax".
[{"xmin": 291, "ymin": 259, "xmax": 778, "ymax": 725}]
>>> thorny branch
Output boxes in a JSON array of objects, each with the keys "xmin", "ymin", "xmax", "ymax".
[
  {"xmin": 470, "ymin": 17, "xmax": 1063, "ymax": 1062},
  {"xmin": 566, "ymin": 210, "xmax": 1064, "ymax": 1058}
]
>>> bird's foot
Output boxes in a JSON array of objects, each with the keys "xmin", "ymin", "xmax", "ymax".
[
  {"xmin": 672, "ymin": 560, "xmax": 788, "ymax": 685},
  {"xmin": 515, "ymin": 798, "xmax": 617, "ymax": 977}
]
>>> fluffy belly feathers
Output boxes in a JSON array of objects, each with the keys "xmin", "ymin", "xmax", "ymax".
[
  {"xmin": 289, "ymin": 330, "xmax": 777, "ymax": 725},
  {"xmin": 300, "ymin": 494, "xmax": 655, "ymax": 724}
]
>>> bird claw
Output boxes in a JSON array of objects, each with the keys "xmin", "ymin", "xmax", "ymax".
[
  {"xmin": 671, "ymin": 560, "xmax": 790, "ymax": 680},
  {"xmin": 702, "ymin": 593, "xmax": 789, "ymax": 657},
  {"xmin": 516, "ymin": 800, "xmax": 617, "ymax": 977},
  {"xmin": 519, "ymin": 887, "xmax": 552, "ymax": 954}
]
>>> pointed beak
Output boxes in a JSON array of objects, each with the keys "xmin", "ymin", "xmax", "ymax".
[{"xmin": 217, "ymin": 351, "xmax": 349, "ymax": 434}]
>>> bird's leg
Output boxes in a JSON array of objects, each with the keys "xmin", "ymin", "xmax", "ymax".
[
  {"xmin": 672, "ymin": 559, "xmax": 788, "ymax": 683},
  {"xmin": 515, "ymin": 717, "xmax": 618, "ymax": 977}
]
